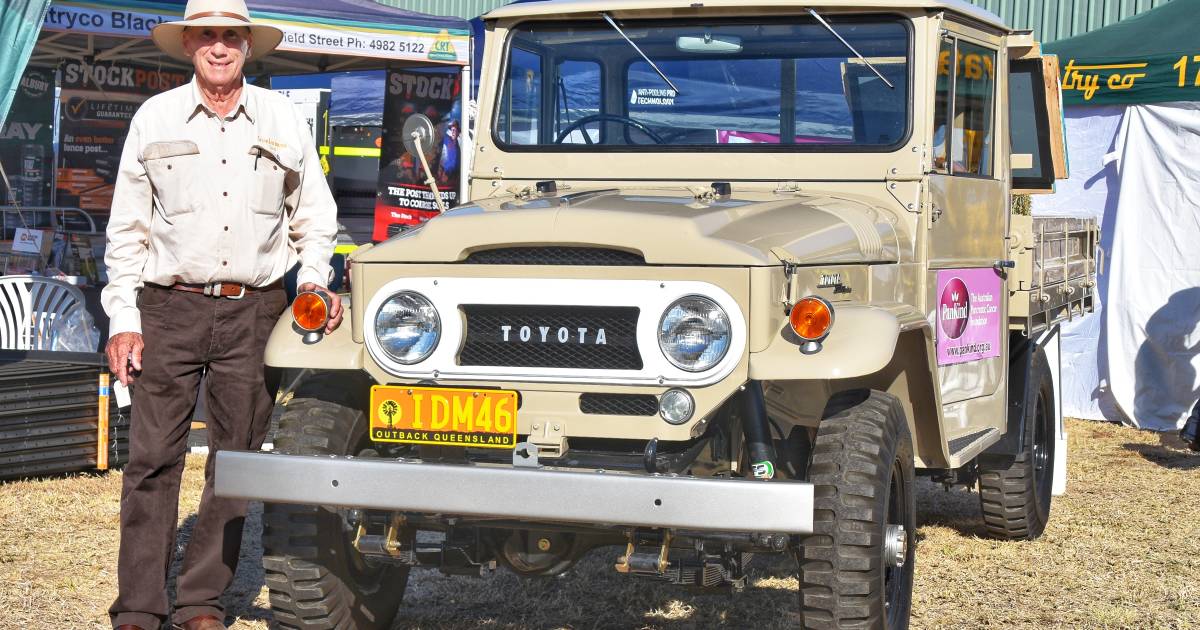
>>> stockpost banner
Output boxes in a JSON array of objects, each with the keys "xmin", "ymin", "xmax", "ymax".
[
  {"xmin": 41, "ymin": 1, "xmax": 469, "ymax": 66},
  {"xmin": 1044, "ymin": 0, "xmax": 1200, "ymax": 106},
  {"xmin": 0, "ymin": 66, "xmax": 55, "ymax": 207},
  {"xmin": 373, "ymin": 69, "xmax": 462, "ymax": 241},
  {"xmin": 56, "ymin": 60, "xmax": 189, "ymax": 220},
  {"xmin": 935, "ymin": 268, "xmax": 1002, "ymax": 367}
]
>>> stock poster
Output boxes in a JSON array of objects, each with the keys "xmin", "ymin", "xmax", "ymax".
[
  {"xmin": 56, "ymin": 60, "xmax": 189, "ymax": 223},
  {"xmin": 0, "ymin": 67, "xmax": 55, "ymax": 208},
  {"xmin": 373, "ymin": 68, "xmax": 462, "ymax": 241}
]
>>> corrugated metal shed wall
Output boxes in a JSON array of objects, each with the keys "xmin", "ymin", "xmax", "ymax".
[
  {"xmin": 379, "ymin": 0, "xmax": 507, "ymax": 19},
  {"xmin": 378, "ymin": 0, "xmax": 1172, "ymax": 42},
  {"xmin": 968, "ymin": 0, "xmax": 1173, "ymax": 41}
]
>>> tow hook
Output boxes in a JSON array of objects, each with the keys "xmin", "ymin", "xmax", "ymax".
[
  {"xmin": 615, "ymin": 531, "xmax": 672, "ymax": 575},
  {"xmin": 353, "ymin": 514, "xmax": 412, "ymax": 561}
]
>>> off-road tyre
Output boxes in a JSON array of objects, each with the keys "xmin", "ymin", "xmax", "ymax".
[
  {"xmin": 978, "ymin": 347, "xmax": 1055, "ymax": 540},
  {"xmin": 261, "ymin": 373, "xmax": 410, "ymax": 629},
  {"xmin": 798, "ymin": 390, "xmax": 916, "ymax": 630}
]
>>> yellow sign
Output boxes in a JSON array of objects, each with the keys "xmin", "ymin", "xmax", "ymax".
[
  {"xmin": 1062, "ymin": 59, "xmax": 1149, "ymax": 101},
  {"xmin": 428, "ymin": 30, "xmax": 458, "ymax": 63},
  {"xmin": 370, "ymin": 385, "xmax": 518, "ymax": 449}
]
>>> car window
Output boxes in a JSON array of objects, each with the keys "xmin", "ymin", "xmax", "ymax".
[
  {"xmin": 498, "ymin": 47, "xmax": 543, "ymax": 145},
  {"xmin": 933, "ymin": 37, "xmax": 996, "ymax": 176},
  {"xmin": 952, "ymin": 41, "xmax": 996, "ymax": 176},
  {"xmin": 496, "ymin": 17, "xmax": 910, "ymax": 150},
  {"xmin": 555, "ymin": 60, "xmax": 603, "ymax": 144}
]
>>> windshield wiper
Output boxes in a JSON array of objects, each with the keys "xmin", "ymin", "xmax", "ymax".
[
  {"xmin": 601, "ymin": 12, "xmax": 681, "ymax": 94},
  {"xmin": 807, "ymin": 8, "xmax": 895, "ymax": 89}
]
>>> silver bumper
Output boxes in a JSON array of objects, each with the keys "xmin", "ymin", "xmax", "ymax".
[{"xmin": 215, "ymin": 451, "xmax": 814, "ymax": 534}]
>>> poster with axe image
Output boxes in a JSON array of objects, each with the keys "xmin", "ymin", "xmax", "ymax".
[
  {"xmin": 0, "ymin": 67, "xmax": 55, "ymax": 210},
  {"xmin": 56, "ymin": 60, "xmax": 189, "ymax": 225},
  {"xmin": 373, "ymin": 68, "xmax": 462, "ymax": 241}
]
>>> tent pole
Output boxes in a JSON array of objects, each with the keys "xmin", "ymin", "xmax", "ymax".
[
  {"xmin": 96, "ymin": 39, "xmax": 143, "ymax": 62},
  {"xmin": 460, "ymin": 64, "xmax": 471, "ymax": 203}
]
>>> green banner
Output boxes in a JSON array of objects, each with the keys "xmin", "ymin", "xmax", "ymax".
[
  {"xmin": 0, "ymin": 0, "xmax": 52, "ymax": 127},
  {"xmin": 1044, "ymin": 0, "xmax": 1200, "ymax": 106},
  {"xmin": 1053, "ymin": 55, "xmax": 1200, "ymax": 106}
]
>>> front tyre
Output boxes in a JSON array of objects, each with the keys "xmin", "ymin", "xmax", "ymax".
[
  {"xmin": 978, "ymin": 346, "xmax": 1055, "ymax": 541},
  {"xmin": 261, "ymin": 373, "xmax": 410, "ymax": 629},
  {"xmin": 798, "ymin": 391, "xmax": 916, "ymax": 629}
]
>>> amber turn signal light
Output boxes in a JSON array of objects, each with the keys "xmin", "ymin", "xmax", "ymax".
[
  {"xmin": 293, "ymin": 291, "xmax": 330, "ymax": 332},
  {"xmin": 789, "ymin": 296, "xmax": 833, "ymax": 342}
]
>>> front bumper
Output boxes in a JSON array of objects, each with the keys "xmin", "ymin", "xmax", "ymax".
[{"xmin": 215, "ymin": 451, "xmax": 814, "ymax": 534}]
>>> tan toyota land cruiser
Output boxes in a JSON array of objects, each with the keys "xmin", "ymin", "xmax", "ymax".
[{"xmin": 215, "ymin": 1, "xmax": 1095, "ymax": 628}]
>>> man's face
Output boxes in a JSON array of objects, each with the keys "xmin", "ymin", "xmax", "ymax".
[{"xmin": 182, "ymin": 26, "xmax": 252, "ymax": 89}]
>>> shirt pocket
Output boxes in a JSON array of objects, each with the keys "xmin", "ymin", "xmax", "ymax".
[
  {"xmin": 248, "ymin": 144, "xmax": 301, "ymax": 216},
  {"xmin": 141, "ymin": 140, "xmax": 200, "ymax": 219}
]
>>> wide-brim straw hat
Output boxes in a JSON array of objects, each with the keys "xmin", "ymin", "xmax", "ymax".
[{"xmin": 152, "ymin": 0, "xmax": 283, "ymax": 61}]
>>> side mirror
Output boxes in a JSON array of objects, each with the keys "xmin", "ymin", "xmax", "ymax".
[{"xmin": 401, "ymin": 113, "xmax": 436, "ymax": 156}]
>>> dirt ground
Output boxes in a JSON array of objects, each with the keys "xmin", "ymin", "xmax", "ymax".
[{"xmin": 1, "ymin": 419, "xmax": 1198, "ymax": 630}]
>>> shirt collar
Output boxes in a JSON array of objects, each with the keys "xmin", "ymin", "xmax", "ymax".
[{"xmin": 187, "ymin": 77, "xmax": 255, "ymax": 123}]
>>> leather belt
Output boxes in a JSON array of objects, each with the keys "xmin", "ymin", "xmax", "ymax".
[{"xmin": 148, "ymin": 280, "xmax": 282, "ymax": 300}]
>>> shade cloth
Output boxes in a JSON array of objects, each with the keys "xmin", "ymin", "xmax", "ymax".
[{"xmin": 0, "ymin": 0, "xmax": 51, "ymax": 127}]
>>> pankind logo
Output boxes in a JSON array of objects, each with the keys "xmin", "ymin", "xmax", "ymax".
[{"xmin": 939, "ymin": 277, "xmax": 970, "ymax": 340}]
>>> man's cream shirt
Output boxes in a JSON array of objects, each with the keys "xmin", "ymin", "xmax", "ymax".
[{"xmin": 102, "ymin": 78, "xmax": 336, "ymax": 336}]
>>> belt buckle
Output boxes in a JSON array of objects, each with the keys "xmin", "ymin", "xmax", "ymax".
[{"xmin": 203, "ymin": 282, "xmax": 246, "ymax": 299}]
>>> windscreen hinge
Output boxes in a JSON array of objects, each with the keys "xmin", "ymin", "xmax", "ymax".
[{"xmin": 772, "ymin": 248, "xmax": 801, "ymax": 306}]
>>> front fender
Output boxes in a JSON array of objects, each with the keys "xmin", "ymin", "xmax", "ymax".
[
  {"xmin": 264, "ymin": 304, "xmax": 364, "ymax": 370},
  {"xmin": 748, "ymin": 303, "xmax": 926, "ymax": 380}
]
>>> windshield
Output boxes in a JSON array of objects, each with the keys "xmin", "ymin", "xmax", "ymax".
[{"xmin": 495, "ymin": 16, "xmax": 910, "ymax": 150}]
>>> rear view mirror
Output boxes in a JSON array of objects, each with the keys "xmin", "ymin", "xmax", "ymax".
[{"xmin": 676, "ymin": 33, "xmax": 742, "ymax": 54}]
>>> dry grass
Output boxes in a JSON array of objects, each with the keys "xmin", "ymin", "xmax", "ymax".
[{"xmin": 1, "ymin": 419, "xmax": 1197, "ymax": 629}]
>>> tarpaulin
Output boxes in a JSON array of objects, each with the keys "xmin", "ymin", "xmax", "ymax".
[
  {"xmin": 1038, "ymin": 102, "xmax": 1200, "ymax": 431},
  {"xmin": 330, "ymin": 71, "xmax": 385, "ymax": 127},
  {"xmin": 1032, "ymin": 106, "xmax": 1125, "ymax": 423},
  {"xmin": 0, "ymin": 0, "xmax": 51, "ymax": 127},
  {"xmin": 1102, "ymin": 103, "xmax": 1200, "ymax": 430}
]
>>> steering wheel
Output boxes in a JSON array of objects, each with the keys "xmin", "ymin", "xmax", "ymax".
[{"xmin": 554, "ymin": 114, "xmax": 666, "ymax": 145}]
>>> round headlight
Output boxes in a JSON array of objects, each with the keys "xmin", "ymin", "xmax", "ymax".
[
  {"xmin": 658, "ymin": 295, "xmax": 731, "ymax": 372},
  {"xmin": 374, "ymin": 291, "xmax": 440, "ymax": 364}
]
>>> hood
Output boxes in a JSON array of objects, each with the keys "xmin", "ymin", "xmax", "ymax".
[{"xmin": 356, "ymin": 188, "xmax": 900, "ymax": 267}]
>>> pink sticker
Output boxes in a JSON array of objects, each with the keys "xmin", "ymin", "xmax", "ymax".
[{"xmin": 936, "ymin": 269, "xmax": 1002, "ymax": 366}]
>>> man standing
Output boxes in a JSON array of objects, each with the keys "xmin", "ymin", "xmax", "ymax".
[{"xmin": 102, "ymin": 2, "xmax": 342, "ymax": 628}]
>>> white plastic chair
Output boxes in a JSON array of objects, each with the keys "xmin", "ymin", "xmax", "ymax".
[{"xmin": 0, "ymin": 276, "xmax": 88, "ymax": 351}]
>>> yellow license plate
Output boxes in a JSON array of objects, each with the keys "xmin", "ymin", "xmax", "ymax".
[{"xmin": 369, "ymin": 386, "xmax": 518, "ymax": 449}]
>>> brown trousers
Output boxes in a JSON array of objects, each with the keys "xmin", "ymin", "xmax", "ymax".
[{"xmin": 109, "ymin": 284, "xmax": 286, "ymax": 630}]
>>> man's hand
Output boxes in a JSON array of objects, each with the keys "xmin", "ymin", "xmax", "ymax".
[
  {"xmin": 298, "ymin": 283, "xmax": 343, "ymax": 333},
  {"xmin": 105, "ymin": 332, "xmax": 144, "ymax": 386}
]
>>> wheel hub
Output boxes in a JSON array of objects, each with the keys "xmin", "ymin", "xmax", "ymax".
[{"xmin": 883, "ymin": 524, "xmax": 906, "ymax": 568}]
